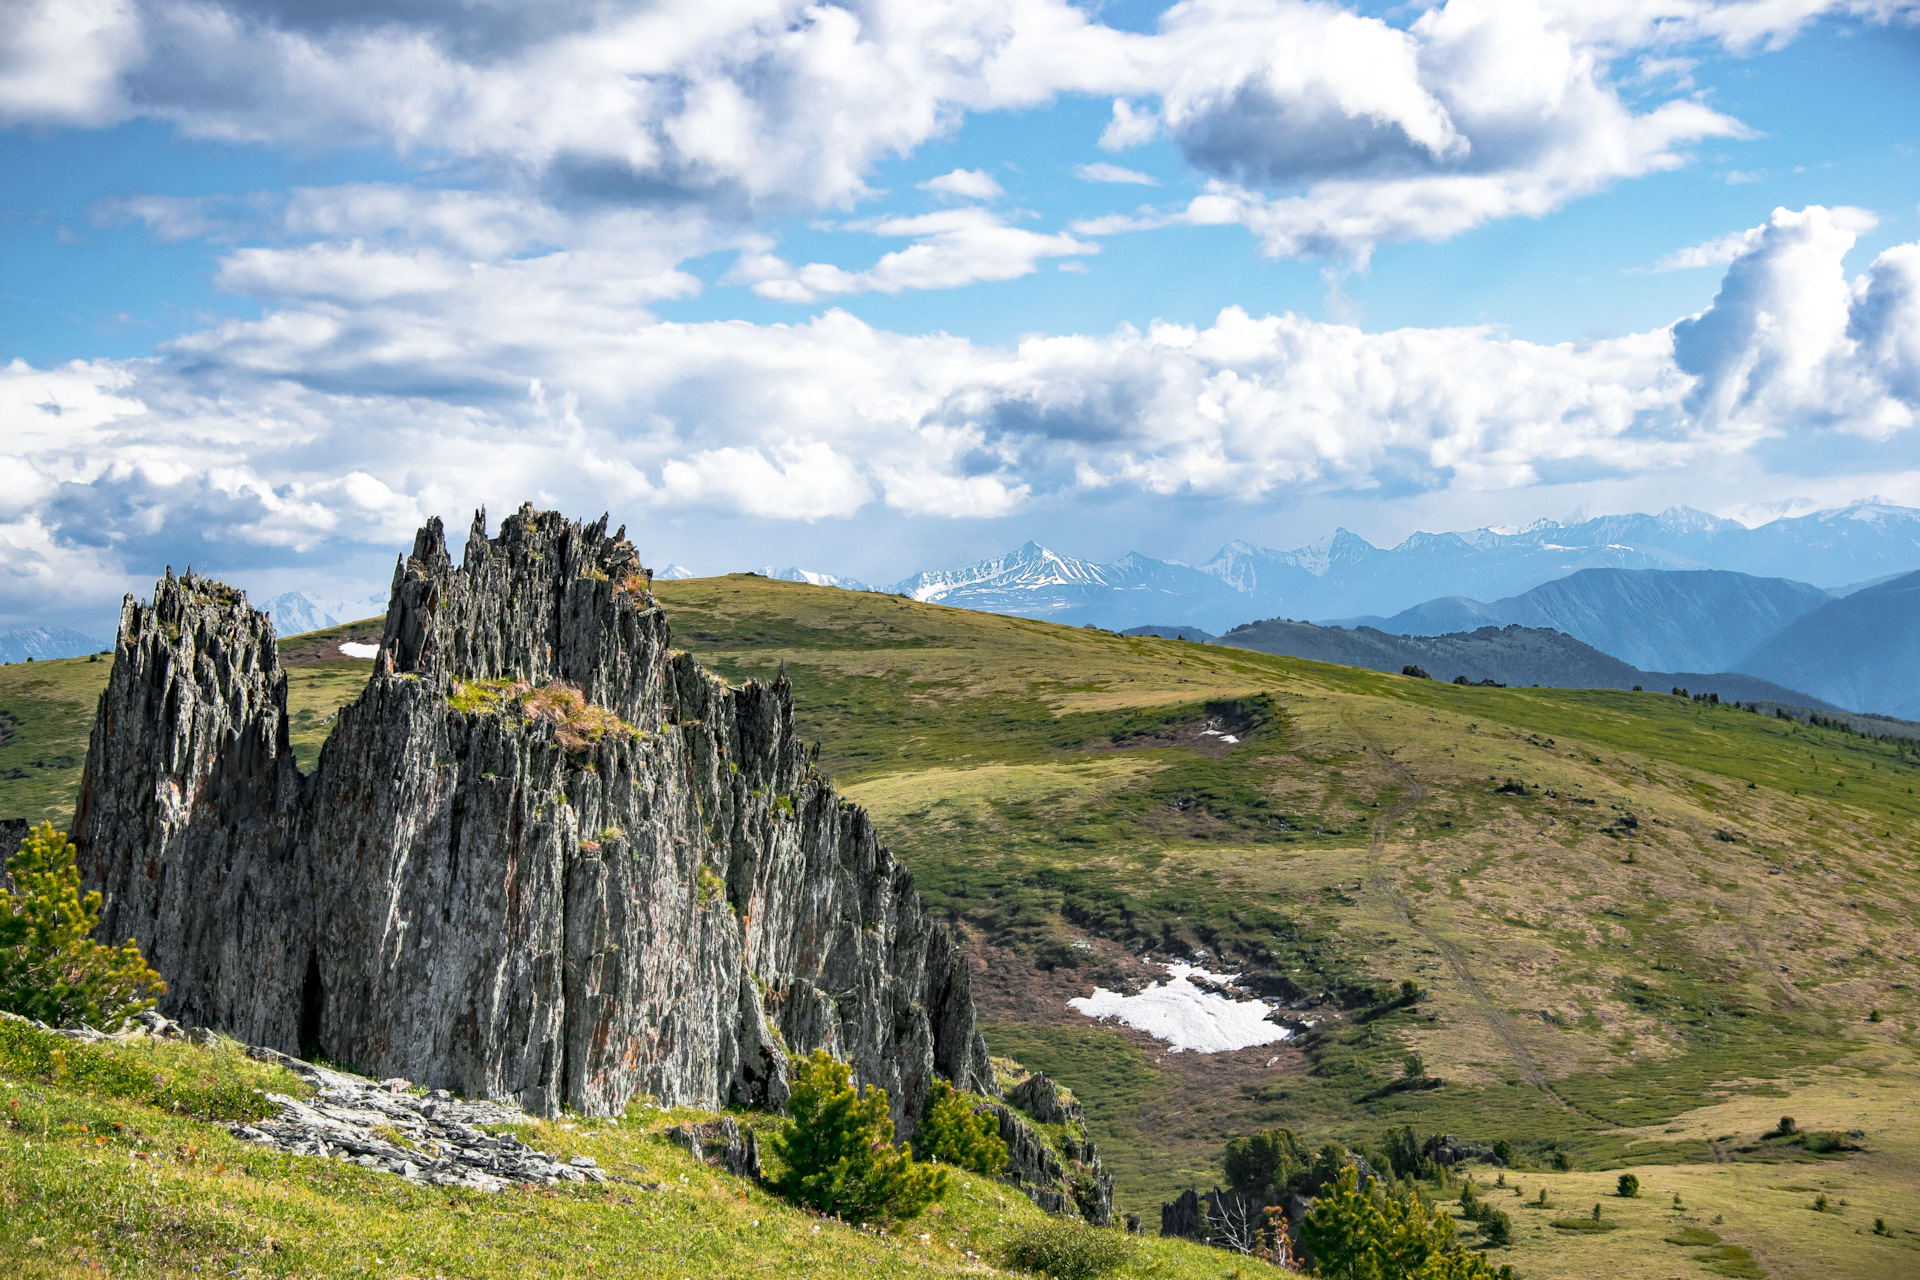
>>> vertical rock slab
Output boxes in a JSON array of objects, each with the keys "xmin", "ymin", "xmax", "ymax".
[
  {"xmin": 72, "ymin": 572, "xmax": 307, "ymax": 1047},
  {"xmin": 74, "ymin": 507, "xmax": 993, "ymax": 1131}
]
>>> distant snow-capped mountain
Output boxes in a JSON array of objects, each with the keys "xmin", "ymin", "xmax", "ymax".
[
  {"xmin": 875, "ymin": 500, "xmax": 1920, "ymax": 633},
  {"xmin": 259, "ymin": 590, "xmax": 388, "ymax": 636},
  {"xmin": 0, "ymin": 627, "xmax": 107, "ymax": 663},
  {"xmin": 758, "ymin": 566, "xmax": 878, "ymax": 591},
  {"xmin": 889, "ymin": 541, "xmax": 1242, "ymax": 627}
]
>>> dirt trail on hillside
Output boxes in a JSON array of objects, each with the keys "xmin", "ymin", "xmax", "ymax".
[{"xmin": 1347, "ymin": 721, "xmax": 1611, "ymax": 1123}]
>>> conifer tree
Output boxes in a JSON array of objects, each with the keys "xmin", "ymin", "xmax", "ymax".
[
  {"xmin": 0, "ymin": 823, "xmax": 164, "ymax": 1027},
  {"xmin": 771, "ymin": 1049, "xmax": 945, "ymax": 1223},
  {"xmin": 1300, "ymin": 1166, "xmax": 1502, "ymax": 1280},
  {"xmin": 914, "ymin": 1078, "xmax": 1008, "ymax": 1175}
]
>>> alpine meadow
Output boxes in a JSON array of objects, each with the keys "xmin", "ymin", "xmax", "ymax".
[{"xmin": 4, "ymin": 568, "xmax": 1919, "ymax": 1278}]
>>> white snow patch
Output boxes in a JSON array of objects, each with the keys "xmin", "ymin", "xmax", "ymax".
[
  {"xmin": 339, "ymin": 642, "xmax": 379, "ymax": 659},
  {"xmin": 1068, "ymin": 963, "xmax": 1291, "ymax": 1053},
  {"xmin": 1200, "ymin": 729, "xmax": 1240, "ymax": 744}
]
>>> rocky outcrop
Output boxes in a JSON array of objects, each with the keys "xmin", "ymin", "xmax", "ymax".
[
  {"xmin": 73, "ymin": 506, "xmax": 994, "ymax": 1132},
  {"xmin": 666, "ymin": 1117, "xmax": 762, "ymax": 1179},
  {"xmin": 1161, "ymin": 1185, "xmax": 1308, "ymax": 1256},
  {"xmin": 234, "ymin": 1055, "xmax": 606, "ymax": 1192},
  {"xmin": 990, "ymin": 1070, "xmax": 1114, "ymax": 1226}
]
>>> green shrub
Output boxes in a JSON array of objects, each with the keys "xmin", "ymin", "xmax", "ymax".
[
  {"xmin": 1300, "ymin": 1166, "xmax": 1500, "ymax": 1280},
  {"xmin": 1478, "ymin": 1209, "xmax": 1512, "ymax": 1246},
  {"xmin": 1381, "ymin": 1124, "xmax": 1423, "ymax": 1178},
  {"xmin": 1491, "ymin": 1139, "xmax": 1514, "ymax": 1165},
  {"xmin": 999, "ymin": 1219, "xmax": 1135, "ymax": 1279},
  {"xmin": 1616, "ymin": 1173, "xmax": 1640, "ymax": 1198},
  {"xmin": 914, "ymin": 1079, "xmax": 1008, "ymax": 1176},
  {"xmin": 0, "ymin": 823, "xmax": 165, "ymax": 1028},
  {"xmin": 1549, "ymin": 1149, "xmax": 1572, "ymax": 1172},
  {"xmin": 770, "ymin": 1049, "xmax": 945, "ymax": 1224},
  {"xmin": 1224, "ymin": 1125, "xmax": 1307, "ymax": 1192}
]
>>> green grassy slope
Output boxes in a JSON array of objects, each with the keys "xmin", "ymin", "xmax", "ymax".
[
  {"xmin": 0, "ymin": 656, "xmax": 112, "ymax": 826},
  {"xmin": 0, "ymin": 1019, "xmax": 1234, "ymax": 1280},
  {"xmin": 8, "ymin": 578, "xmax": 1920, "ymax": 1278},
  {"xmin": 0, "ymin": 619, "xmax": 384, "ymax": 825},
  {"xmin": 650, "ymin": 575, "xmax": 1920, "ymax": 1280}
]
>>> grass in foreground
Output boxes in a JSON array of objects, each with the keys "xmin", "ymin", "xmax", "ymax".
[{"xmin": 0, "ymin": 1022, "xmax": 1233, "ymax": 1280}]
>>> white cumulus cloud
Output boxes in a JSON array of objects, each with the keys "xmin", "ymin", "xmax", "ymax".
[
  {"xmin": 1075, "ymin": 162, "xmax": 1159, "ymax": 185},
  {"xmin": 727, "ymin": 208, "xmax": 1097, "ymax": 303},
  {"xmin": 6, "ymin": 204, "xmax": 1915, "ymax": 632},
  {"xmin": 919, "ymin": 169, "xmax": 1004, "ymax": 200}
]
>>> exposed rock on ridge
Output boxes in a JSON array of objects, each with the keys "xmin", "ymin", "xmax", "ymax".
[{"xmin": 74, "ymin": 505, "xmax": 995, "ymax": 1133}]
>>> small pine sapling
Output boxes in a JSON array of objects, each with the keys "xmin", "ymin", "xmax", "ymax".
[
  {"xmin": 0, "ymin": 823, "xmax": 165, "ymax": 1027},
  {"xmin": 771, "ymin": 1048, "xmax": 946, "ymax": 1224},
  {"xmin": 914, "ymin": 1079, "xmax": 1009, "ymax": 1176}
]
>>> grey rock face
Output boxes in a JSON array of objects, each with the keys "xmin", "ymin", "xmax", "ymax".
[
  {"xmin": 74, "ymin": 505, "xmax": 994, "ymax": 1132},
  {"xmin": 666, "ymin": 1117, "xmax": 762, "ymax": 1179},
  {"xmin": 1007, "ymin": 1071, "xmax": 1078, "ymax": 1127},
  {"xmin": 989, "ymin": 1070, "xmax": 1114, "ymax": 1226}
]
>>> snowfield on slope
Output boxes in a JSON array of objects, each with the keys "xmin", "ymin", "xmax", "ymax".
[{"xmin": 1068, "ymin": 963, "xmax": 1291, "ymax": 1053}]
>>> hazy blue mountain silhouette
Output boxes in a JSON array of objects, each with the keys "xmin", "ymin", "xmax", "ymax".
[
  {"xmin": 1336, "ymin": 568, "xmax": 1833, "ymax": 673},
  {"xmin": 881, "ymin": 501, "xmax": 1920, "ymax": 632},
  {"xmin": 1736, "ymin": 570, "xmax": 1920, "ymax": 719},
  {"xmin": 1214, "ymin": 619, "xmax": 1836, "ymax": 710}
]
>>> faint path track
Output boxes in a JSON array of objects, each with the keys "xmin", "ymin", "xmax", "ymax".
[{"xmin": 1345, "ymin": 719, "xmax": 1616, "ymax": 1125}]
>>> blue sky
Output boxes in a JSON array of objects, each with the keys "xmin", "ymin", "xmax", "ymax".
[{"xmin": 2, "ymin": 1, "xmax": 1919, "ymax": 632}]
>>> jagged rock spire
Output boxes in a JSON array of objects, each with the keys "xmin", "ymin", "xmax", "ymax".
[{"xmin": 74, "ymin": 506, "xmax": 994, "ymax": 1132}]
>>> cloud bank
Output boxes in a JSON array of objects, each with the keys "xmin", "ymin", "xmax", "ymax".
[
  {"xmin": 8, "ymin": 0, "xmax": 1911, "ymax": 259},
  {"xmin": 2, "ymin": 203, "xmax": 1915, "ymax": 625}
]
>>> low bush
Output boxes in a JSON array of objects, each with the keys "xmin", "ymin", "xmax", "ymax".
[
  {"xmin": 999, "ymin": 1219, "xmax": 1136, "ymax": 1279},
  {"xmin": 913, "ymin": 1079, "xmax": 1008, "ymax": 1176},
  {"xmin": 1616, "ymin": 1173, "xmax": 1640, "ymax": 1198},
  {"xmin": 770, "ymin": 1049, "xmax": 945, "ymax": 1225},
  {"xmin": 1478, "ymin": 1209, "xmax": 1512, "ymax": 1246}
]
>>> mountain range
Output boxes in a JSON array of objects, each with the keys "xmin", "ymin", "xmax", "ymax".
[
  {"xmin": 1736, "ymin": 569, "xmax": 1920, "ymax": 720},
  {"xmin": 257, "ymin": 590, "xmax": 390, "ymax": 636},
  {"xmin": 0, "ymin": 627, "xmax": 107, "ymax": 664},
  {"xmin": 1338, "ymin": 568, "xmax": 1834, "ymax": 674},
  {"xmin": 728, "ymin": 498, "xmax": 1920, "ymax": 719},
  {"xmin": 1214, "ymin": 618, "xmax": 1837, "ymax": 712},
  {"xmin": 869, "ymin": 500, "xmax": 1920, "ymax": 633}
]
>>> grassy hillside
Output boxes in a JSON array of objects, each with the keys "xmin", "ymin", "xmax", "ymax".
[
  {"xmin": 650, "ymin": 575, "xmax": 1920, "ymax": 1280},
  {"xmin": 0, "ymin": 1018, "xmax": 1234, "ymax": 1279},
  {"xmin": 0, "ymin": 654, "xmax": 111, "ymax": 826},
  {"xmin": 7, "ymin": 577, "xmax": 1920, "ymax": 1278}
]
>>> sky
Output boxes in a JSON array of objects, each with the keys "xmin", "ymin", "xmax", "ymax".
[{"xmin": 3, "ymin": 0, "xmax": 1919, "ymax": 633}]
